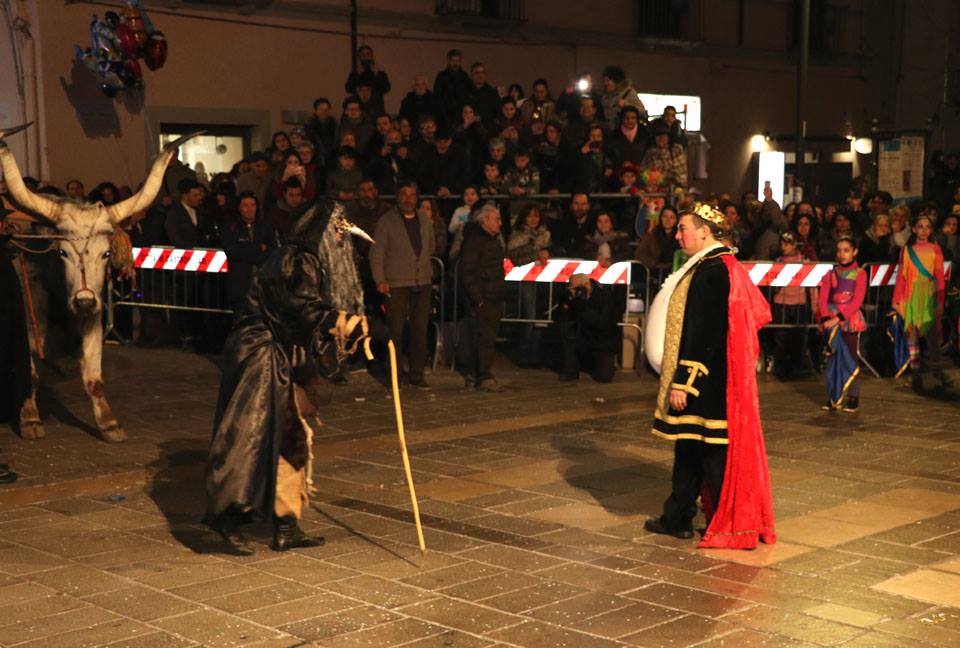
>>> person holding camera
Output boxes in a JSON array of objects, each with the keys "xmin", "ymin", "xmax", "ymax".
[
  {"xmin": 573, "ymin": 125, "xmax": 615, "ymax": 194},
  {"xmin": 345, "ymin": 45, "xmax": 391, "ymax": 115},
  {"xmin": 559, "ymin": 259, "xmax": 620, "ymax": 383}
]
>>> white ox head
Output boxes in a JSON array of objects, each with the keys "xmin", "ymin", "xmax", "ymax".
[{"xmin": 0, "ymin": 124, "xmax": 202, "ymax": 317}]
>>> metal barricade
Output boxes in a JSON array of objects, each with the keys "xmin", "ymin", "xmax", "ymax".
[
  {"xmin": 861, "ymin": 261, "xmax": 896, "ymax": 328},
  {"xmin": 106, "ymin": 248, "xmax": 232, "ymax": 344},
  {"xmin": 449, "ymin": 256, "xmax": 641, "ymax": 370},
  {"xmin": 108, "ymin": 247, "xmax": 449, "ymax": 364}
]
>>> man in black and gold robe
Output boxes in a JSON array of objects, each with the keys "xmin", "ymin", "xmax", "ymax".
[
  {"xmin": 644, "ymin": 204, "xmax": 734, "ymax": 539},
  {"xmin": 205, "ymin": 198, "xmax": 372, "ymax": 555}
]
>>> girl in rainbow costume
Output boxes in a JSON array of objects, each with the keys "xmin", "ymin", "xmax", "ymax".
[{"xmin": 892, "ymin": 213, "xmax": 948, "ymax": 389}]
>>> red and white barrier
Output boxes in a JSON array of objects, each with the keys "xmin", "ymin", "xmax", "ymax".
[
  {"xmin": 132, "ymin": 247, "xmax": 951, "ymax": 289},
  {"xmin": 740, "ymin": 262, "xmax": 833, "ymax": 287},
  {"xmin": 741, "ymin": 261, "xmax": 952, "ymax": 288},
  {"xmin": 132, "ymin": 247, "xmax": 228, "ymax": 273},
  {"xmin": 503, "ymin": 258, "xmax": 631, "ymax": 285},
  {"xmin": 867, "ymin": 262, "xmax": 951, "ymax": 287}
]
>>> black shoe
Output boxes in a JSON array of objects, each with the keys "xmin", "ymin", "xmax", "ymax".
[
  {"xmin": 821, "ymin": 401, "xmax": 836, "ymax": 411},
  {"xmin": 272, "ymin": 516, "xmax": 325, "ymax": 552},
  {"xmin": 0, "ymin": 468, "xmax": 17, "ymax": 485},
  {"xmin": 842, "ymin": 397, "xmax": 859, "ymax": 413},
  {"xmin": 643, "ymin": 517, "xmax": 694, "ymax": 540},
  {"xmin": 208, "ymin": 511, "xmax": 255, "ymax": 556},
  {"xmin": 408, "ymin": 378, "xmax": 432, "ymax": 391}
]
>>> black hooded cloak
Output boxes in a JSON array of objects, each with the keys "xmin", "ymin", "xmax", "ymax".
[{"xmin": 205, "ymin": 199, "xmax": 365, "ymax": 520}]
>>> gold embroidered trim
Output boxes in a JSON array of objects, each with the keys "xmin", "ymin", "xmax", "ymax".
[
  {"xmin": 655, "ymin": 250, "xmax": 732, "ymax": 415},
  {"xmin": 654, "ymin": 407, "xmax": 729, "ymax": 429},
  {"xmin": 671, "ymin": 382, "xmax": 701, "ymax": 397},
  {"xmin": 679, "ymin": 359, "xmax": 709, "ymax": 376},
  {"xmin": 651, "ymin": 429, "xmax": 730, "ymax": 445},
  {"xmin": 657, "ymin": 270, "xmax": 696, "ymax": 414}
]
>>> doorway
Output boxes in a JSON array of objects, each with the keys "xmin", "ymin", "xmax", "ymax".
[{"xmin": 159, "ymin": 124, "xmax": 250, "ymax": 183}]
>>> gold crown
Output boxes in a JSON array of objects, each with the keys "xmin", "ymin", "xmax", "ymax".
[{"xmin": 694, "ymin": 202, "xmax": 725, "ymax": 226}]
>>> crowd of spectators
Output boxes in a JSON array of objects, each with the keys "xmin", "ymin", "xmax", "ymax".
[{"xmin": 5, "ymin": 46, "xmax": 959, "ymax": 384}]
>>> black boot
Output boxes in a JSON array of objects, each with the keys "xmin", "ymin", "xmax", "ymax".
[
  {"xmin": 911, "ymin": 374, "xmax": 924, "ymax": 392},
  {"xmin": 208, "ymin": 509, "xmax": 255, "ymax": 556},
  {"xmin": 842, "ymin": 396, "xmax": 859, "ymax": 413},
  {"xmin": 271, "ymin": 515, "xmax": 325, "ymax": 552}
]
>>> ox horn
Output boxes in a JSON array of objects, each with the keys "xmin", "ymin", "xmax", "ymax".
[
  {"xmin": 0, "ymin": 122, "xmax": 60, "ymax": 222},
  {"xmin": 110, "ymin": 130, "xmax": 206, "ymax": 224}
]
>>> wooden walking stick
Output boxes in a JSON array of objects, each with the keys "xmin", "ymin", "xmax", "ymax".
[{"xmin": 385, "ymin": 339, "xmax": 427, "ymax": 557}]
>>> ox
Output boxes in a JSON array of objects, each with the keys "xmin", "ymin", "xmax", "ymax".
[{"xmin": 0, "ymin": 124, "xmax": 200, "ymax": 442}]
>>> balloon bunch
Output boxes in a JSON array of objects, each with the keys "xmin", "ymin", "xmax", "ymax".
[{"xmin": 74, "ymin": 0, "xmax": 167, "ymax": 98}]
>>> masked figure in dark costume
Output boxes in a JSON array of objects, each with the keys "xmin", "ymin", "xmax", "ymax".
[{"xmin": 205, "ymin": 198, "xmax": 371, "ymax": 555}]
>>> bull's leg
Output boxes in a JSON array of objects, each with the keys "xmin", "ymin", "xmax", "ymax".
[
  {"xmin": 18, "ymin": 355, "xmax": 45, "ymax": 439},
  {"xmin": 79, "ymin": 321, "xmax": 127, "ymax": 443}
]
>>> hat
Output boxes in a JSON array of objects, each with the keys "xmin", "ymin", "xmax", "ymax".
[{"xmin": 780, "ymin": 231, "xmax": 797, "ymax": 245}]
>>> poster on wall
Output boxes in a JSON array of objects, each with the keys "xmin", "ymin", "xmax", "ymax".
[{"xmin": 877, "ymin": 135, "xmax": 925, "ymax": 203}]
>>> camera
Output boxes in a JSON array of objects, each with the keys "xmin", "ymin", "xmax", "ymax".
[
  {"xmin": 574, "ymin": 286, "xmax": 588, "ymax": 299},
  {"xmin": 589, "ymin": 141, "xmax": 602, "ymax": 151}
]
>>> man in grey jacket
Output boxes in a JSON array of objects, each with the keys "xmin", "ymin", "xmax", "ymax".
[{"xmin": 370, "ymin": 181, "xmax": 436, "ymax": 389}]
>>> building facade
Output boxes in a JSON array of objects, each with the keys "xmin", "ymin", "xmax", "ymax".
[{"xmin": 0, "ymin": 0, "xmax": 955, "ymax": 199}]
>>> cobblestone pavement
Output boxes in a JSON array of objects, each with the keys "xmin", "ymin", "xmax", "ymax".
[{"xmin": 2, "ymin": 346, "xmax": 960, "ymax": 647}]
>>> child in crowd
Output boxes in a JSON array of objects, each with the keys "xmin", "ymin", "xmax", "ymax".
[
  {"xmin": 449, "ymin": 186, "xmax": 480, "ymax": 238},
  {"xmin": 503, "ymin": 149, "xmax": 541, "ymax": 198},
  {"xmin": 619, "ymin": 163, "xmax": 640, "ymax": 195},
  {"xmin": 325, "ymin": 146, "xmax": 362, "ymax": 202},
  {"xmin": 893, "ymin": 212, "xmax": 948, "ymax": 389},
  {"xmin": 818, "ymin": 236, "xmax": 867, "ymax": 411},
  {"xmin": 773, "ymin": 232, "xmax": 814, "ymax": 379},
  {"xmin": 480, "ymin": 162, "xmax": 506, "ymax": 196}
]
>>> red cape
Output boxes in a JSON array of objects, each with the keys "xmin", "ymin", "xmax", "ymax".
[{"xmin": 698, "ymin": 255, "xmax": 776, "ymax": 549}]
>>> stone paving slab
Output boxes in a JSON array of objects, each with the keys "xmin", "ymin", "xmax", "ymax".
[{"xmin": 1, "ymin": 346, "xmax": 960, "ymax": 646}]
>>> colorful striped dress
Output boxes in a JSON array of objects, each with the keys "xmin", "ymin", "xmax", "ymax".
[
  {"xmin": 818, "ymin": 262, "xmax": 867, "ymax": 332},
  {"xmin": 892, "ymin": 240, "xmax": 946, "ymax": 336}
]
